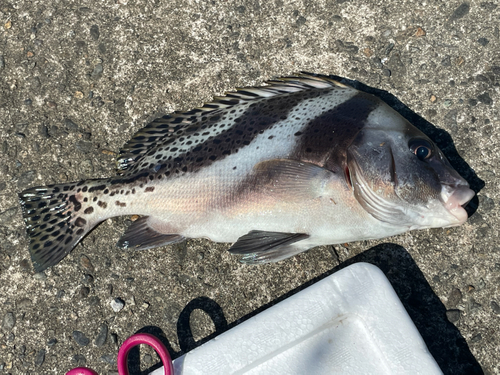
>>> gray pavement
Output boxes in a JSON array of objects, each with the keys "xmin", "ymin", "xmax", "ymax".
[{"xmin": 0, "ymin": 0, "xmax": 498, "ymax": 373}]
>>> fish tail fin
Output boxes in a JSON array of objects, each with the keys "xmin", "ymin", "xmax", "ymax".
[{"xmin": 18, "ymin": 179, "xmax": 110, "ymax": 272}]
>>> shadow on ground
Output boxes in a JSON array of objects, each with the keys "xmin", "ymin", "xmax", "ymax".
[{"xmin": 131, "ymin": 244, "xmax": 483, "ymax": 375}]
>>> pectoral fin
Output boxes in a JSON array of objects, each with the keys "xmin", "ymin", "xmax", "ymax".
[
  {"xmin": 228, "ymin": 230, "xmax": 310, "ymax": 264},
  {"xmin": 117, "ymin": 216, "xmax": 184, "ymax": 250},
  {"xmin": 251, "ymin": 159, "xmax": 336, "ymax": 198}
]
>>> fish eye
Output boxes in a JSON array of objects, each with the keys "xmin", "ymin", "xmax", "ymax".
[
  {"xmin": 409, "ymin": 139, "xmax": 433, "ymax": 161},
  {"xmin": 415, "ymin": 146, "xmax": 431, "ymax": 160}
]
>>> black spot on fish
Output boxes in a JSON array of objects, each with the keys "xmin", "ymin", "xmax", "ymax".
[
  {"xmin": 75, "ymin": 217, "xmax": 87, "ymax": 227},
  {"xmin": 76, "ymin": 228, "xmax": 84, "ymax": 235},
  {"xmin": 84, "ymin": 207, "xmax": 94, "ymax": 214},
  {"xmin": 97, "ymin": 201, "xmax": 107, "ymax": 209},
  {"xmin": 89, "ymin": 184, "xmax": 106, "ymax": 193},
  {"xmin": 69, "ymin": 195, "xmax": 81, "ymax": 212},
  {"xmin": 145, "ymin": 186, "xmax": 155, "ymax": 192},
  {"xmin": 82, "ymin": 186, "xmax": 88, "ymax": 192}
]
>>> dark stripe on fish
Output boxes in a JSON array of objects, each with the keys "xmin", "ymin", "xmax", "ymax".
[
  {"xmin": 292, "ymin": 92, "xmax": 380, "ymax": 171},
  {"xmin": 146, "ymin": 88, "xmax": 331, "ymax": 176}
]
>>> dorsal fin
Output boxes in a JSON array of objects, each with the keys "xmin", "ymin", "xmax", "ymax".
[{"xmin": 116, "ymin": 73, "xmax": 348, "ymax": 174}]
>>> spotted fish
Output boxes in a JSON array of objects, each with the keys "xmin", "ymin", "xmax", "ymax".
[{"xmin": 18, "ymin": 74, "xmax": 475, "ymax": 272}]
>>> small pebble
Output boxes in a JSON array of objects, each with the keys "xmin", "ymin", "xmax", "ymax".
[
  {"xmin": 491, "ymin": 301, "xmax": 500, "ymax": 314},
  {"xmin": 429, "ymin": 95, "xmax": 437, "ymax": 103},
  {"xmin": 47, "ymin": 338, "xmax": 57, "ymax": 347},
  {"xmin": 362, "ymin": 48, "xmax": 373, "ymax": 57},
  {"xmin": 414, "ymin": 27, "xmax": 426, "ymax": 37},
  {"xmin": 90, "ymin": 25, "xmax": 100, "ymax": 40},
  {"xmin": 74, "ymin": 91, "xmax": 84, "ymax": 99},
  {"xmin": 34, "ymin": 272, "xmax": 47, "ymax": 281},
  {"xmin": 382, "ymin": 68, "xmax": 391, "ymax": 77},
  {"xmin": 477, "ymin": 92, "xmax": 492, "ymax": 105},
  {"xmin": 64, "ymin": 118, "xmax": 79, "ymax": 132},
  {"xmin": 73, "ymin": 330, "xmax": 90, "ymax": 346},
  {"xmin": 448, "ymin": 288, "xmax": 462, "ymax": 307},
  {"xmin": 79, "ymin": 286, "xmax": 90, "ymax": 298},
  {"xmin": 35, "ymin": 349, "xmax": 46, "ymax": 366},
  {"xmin": 471, "ymin": 333, "xmax": 482, "ymax": 343},
  {"xmin": 449, "ymin": 3, "xmax": 470, "ymax": 21},
  {"xmin": 72, "ymin": 354, "xmax": 86, "ymax": 366},
  {"xmin": 110, "ymin": 298, "xmax": 125, "ymax": 312},
  {"xmin": 2, "ymin": 312, "xmax": 16, "ymax": 331},
  {"xmin": 91, "ymin": 64, "xmax": 103, "ymax": 80},
  {"xmin": 446, "ymin": 309, "xmax": 461, "ymax": 323},
  {"xmin": 477, "ymin": 38, "xmax": 489, "ymax": 46},
  {"xmin": 111, "ymin": 333, "xmax": 119, "ymax": 349},
  {"xmin": 80, "ymin": 255, "xmax": 95, "ymax": 272},
  {"xmin": 94, "ymin": 323, "xmax": 108, "ymax": 347},
  {"xmin": 468, "ymin": 298, "xmax": 482, "ymax": 312},
  {"xmin": 106, "ymin": 284, "xmax": 114, "ymax": 295},
  {"xmin": 100, "ymin": 354, "xmax": 116, "ymax": 365},
  {"xmin": 88, "ymin": 296, "xmax": 101, "ymax": 306},
  {"xmin": 83, "ymin": 274, "xmax": 94, "ymax": 284}
]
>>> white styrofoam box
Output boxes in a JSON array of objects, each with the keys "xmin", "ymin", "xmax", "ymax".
[{"xmin": 151, "ymin": 262, "xmax": 442, "ymax": 375}]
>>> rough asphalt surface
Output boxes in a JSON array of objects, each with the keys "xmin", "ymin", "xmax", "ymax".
[{"xmin": 0, "ymin": 0, "xmax": 498, "ymax": 374}]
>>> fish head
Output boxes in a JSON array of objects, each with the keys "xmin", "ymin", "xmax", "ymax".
[{"xmin": 346, "ymin": 102, "xmax": 475, "ymax": 230}]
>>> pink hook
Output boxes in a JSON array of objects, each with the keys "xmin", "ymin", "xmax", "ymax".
[
  {"xmin": 117, "ymin": 333, "xmax": 173, "ymax": 375},
  {"xmin": 66, "ymin": 333, "xmax": 173, "ymax": 375}
]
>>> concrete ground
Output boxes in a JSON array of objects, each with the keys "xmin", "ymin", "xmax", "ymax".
[{"xmin": 0, "ymin": 0, "xmax": 498, "ymax": 373}]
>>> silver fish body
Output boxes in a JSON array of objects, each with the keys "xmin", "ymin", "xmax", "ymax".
[{"xmin": 19, "ymin": 74, "xmax": 474, "ymax": 271}]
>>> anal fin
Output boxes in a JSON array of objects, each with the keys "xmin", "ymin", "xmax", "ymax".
[
  {"xmin": 117, "ymin": 216, "xmax": 184, "ymax": 250},
  {"xmin": 228, "ymin": 230, "xmax": 310, "ymax": 264}
]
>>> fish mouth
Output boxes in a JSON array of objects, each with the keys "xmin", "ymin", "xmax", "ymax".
[{"xmin": 441, "ymin": 184, "xmax": 475, "ymax": 225}]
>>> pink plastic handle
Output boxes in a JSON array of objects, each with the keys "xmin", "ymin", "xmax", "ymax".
[
  {"xmin": 117, "ymin": 333, "xmax": 173, "ymax": 375},
  {"xmin": 66, "ymin": 368, "xmax": 99, "ymax": 375}
]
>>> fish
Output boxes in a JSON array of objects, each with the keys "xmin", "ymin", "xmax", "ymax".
[{"xmin": 18, "ymin": 73, "xmax": 475, "ymax": 272}]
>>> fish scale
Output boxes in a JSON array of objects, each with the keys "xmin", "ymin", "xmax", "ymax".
[{"xmin": 18, "ymin": 73, "xmax": 474, "ymax": 272}]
